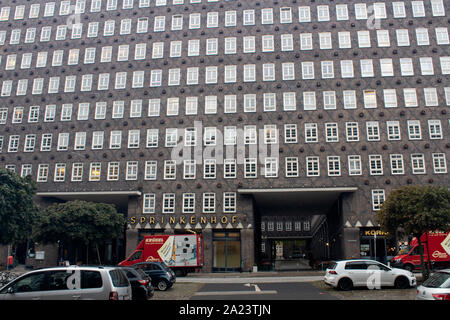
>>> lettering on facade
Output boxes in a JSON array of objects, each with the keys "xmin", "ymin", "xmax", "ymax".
[
  {"xmin": 129, "ymin": 215, "xmax": 239, "ymax": 227},
  {"xmin": 363, "ymin": 229, "xmax": 390, "ymax": 237}
]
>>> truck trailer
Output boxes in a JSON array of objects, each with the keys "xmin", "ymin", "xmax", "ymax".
[
  {"xmin": 391, "ymin": 231, "xmax": 450, "ymax": 272},
  {"xmin": 119, "ymin": 234, "xmax": 203, "ymax": 276}
]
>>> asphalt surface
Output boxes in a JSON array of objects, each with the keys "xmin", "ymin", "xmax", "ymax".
[{"xmin": 190, "ymin": 282, "xmax": 338, "ymax": 300}]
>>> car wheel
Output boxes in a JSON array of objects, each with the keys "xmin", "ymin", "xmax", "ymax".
[
  {"xmin": 337, "ymin": 278, "xmax": 353, "ymax": 291},
  {"xmin": 157, "ymin": 279, "xmax": 169, "ymax": 291},
  {"xmin": 394, "ymin": 276, "xmax": 409, "ymax": 289}
]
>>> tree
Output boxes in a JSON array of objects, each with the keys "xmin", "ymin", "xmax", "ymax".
[
  {"xmin": 376, "ymin": 185, "xmax": 450, "ymax": 279},
  {"xmin": 33, "ymin": 200, "xmax": 125, "ymax": 264},
  {"xmin": 0, "ymin": 168, "xmax": 39, "ymax": 245}
]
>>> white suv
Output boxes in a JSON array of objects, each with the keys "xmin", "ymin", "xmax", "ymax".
[
  {"xmin": 324, "ymin": 259, "xmax": 416, "ymax": 291},
  {"xmin": 0, "ymin": 266, "xmax": 132, "ymax": 300}
]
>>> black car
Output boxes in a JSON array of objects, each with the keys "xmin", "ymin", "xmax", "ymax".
[
  {"xmin": 133, "ymin": 262, "xmax": 176, "ymax": 291},
  {"xmin": 119, "ymin": 267, "xmax": 154, "ymax": 300}
]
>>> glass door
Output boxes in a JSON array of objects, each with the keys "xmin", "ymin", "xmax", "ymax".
[{"xmin": 213, "ymin": 231, "xmax": 241, "ymax": 272}]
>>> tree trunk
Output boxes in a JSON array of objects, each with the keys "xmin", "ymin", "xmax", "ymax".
[
  {"xmin": 96, "ymin": 244, "xmax": 101, "ymax": 265},
  {"xmin": 417, "ymin": 236, "xmax": 428, "ymax": 281}
]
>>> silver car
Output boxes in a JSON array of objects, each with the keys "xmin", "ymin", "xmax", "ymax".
[
  {"xmin": 416, "ymin": 269, "xmax": 450, "ymax": 300},
  {"xmin": 0, "ymin": 266, "xmax": 131, "ymax": 300}
]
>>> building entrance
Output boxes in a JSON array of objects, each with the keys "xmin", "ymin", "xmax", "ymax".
[
  {"xmin": 271, "ymin": 239, "xmax": 311, "ymax": 271},
  {"xmin": 212, "ymin": 231, "xmax": 241, "ymax": 272}
]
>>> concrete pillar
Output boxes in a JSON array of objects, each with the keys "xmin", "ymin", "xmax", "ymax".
[
  {"xmin": 240, "ymin": 228, "xmax": 254, "ymax": 272},
  {"xmin": 342, "ymin": 227, "xmax": 360, "ymax": 259},
  {"xmin": 125, "ymin": 228, "xmax": 139, "ymax": 257},
  {"xmin": 202, "ymin": 229, "xmax": 213, "ymax": 273}
]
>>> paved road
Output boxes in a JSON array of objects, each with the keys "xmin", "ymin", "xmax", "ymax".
[
  {"xmin": 177, "ymin": 275, "xmax": 324, "ymax": 284},
  {"xmin": 190, "ymin": 282, "xmax": 337, "ymax": 300}
]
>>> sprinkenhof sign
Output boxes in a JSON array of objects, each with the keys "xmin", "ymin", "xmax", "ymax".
[{"xmin": 129, "ymin": 215, "xmax": 240, "ymax": 227}]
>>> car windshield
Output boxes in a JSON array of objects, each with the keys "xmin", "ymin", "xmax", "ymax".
[
  {"xmin": 422, "ymin": 272, "xmax": 450, "ymax": 288},
  {"xmin": 397, "ymin": 246, "xmax": 412, "ymax": 255}
]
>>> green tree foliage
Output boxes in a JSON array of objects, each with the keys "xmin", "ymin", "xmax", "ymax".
[
  {"xmin": 376, "ymin": 185, "xmax": 450, "ymax": 278},
  {"xmin": 0, "ymin": 168, "xmax": 39, "ymax": 245},
  {"xmin": 33, "ymin": 200, "xmax": 125, "ymax": 247}
]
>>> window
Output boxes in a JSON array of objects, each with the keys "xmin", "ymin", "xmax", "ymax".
[
  {"xmin": 245, "ymin": 158, "xmax": 257, "ymax": 178},
  {"xmin": 348, "ymin": 155, "xmax": 362, "ymax": 176},
  {"xmin": 37, "ymin": 164, "xmax": 49, "ymax": 182},
  {"xmin": 410, "ymin": 1, "xmax": 424, "ymax": 17},
  {"xmin": 317, "ymin": 5, "xmax": 330, "ymax": 21},
  {"xmin": 182, "ymin": 127, "xmax": 196, "ymax": 147},
  {"xmin": 428, "ymin": 120, "xmax": 442, "ymax": 139},
  {"xmin": 366, "ymin": 121, "xmax": 380, "ymax": 141},
  {"xmin": 327, "ymin": 156, "xmax": 341, "ymax": 176},
  {"xmin": 189, "ymin": 13, "xmax": 201, "ymax": 29},
  {"xmin": 392, "ymin": 2, "xmax": 406, "ymax": 18},
  {"xmin": 71, "ymin": 163, "xmax": 84, "ymax": 182},
  {"xmin": 411, "ymin": 154, "xmax": 426, "ymax": 174},
  {"xmin": 183, "ymin": 160, "xmax": 196, "ymax": 179},
  {"xmin": 369, "ymin": 155, "xmax": 383, "ymax": 175},
  {"xmin": 243, "ymin": 10, "xmax": 255, "ymax": 25},
  {"xmin": 298, "ymin": 6, "xmax": 311, "ymax": 22},
  {"xmin": 183, "ymin": 193, "xmax": 195, "ymax": 213},
  {"xmin": 23, "ymin": 134, "xmax": 36, "ymax": 152},
  {"xmin": 284, "ymin": 124, "xmax": 297, "ymax": 143},
  {"xmin": 89, "ymin": 162, "xmax": 101, "ymax": 181},
  {"xmin": 338, "ymin": 32, "xmax": 352, "ymax": 49},
  {"xmin": 223, "ymin": 192, "xmax": 236, "ymax": 213},
  {"xmin": 325, "ymin": 123, "xmax": 339, "ymax": 142},
  {"xmin": 386, "ymin": 121, "xmax": 401, "ymax": 140},
  {"xmin": 431, "ymin": 0, "xmax": 445, "ymax": 16},
  {"xmin": 419, "ymin": 57, "xmax": 434, "ymax": 75},
  {"xmin": 407, "ymin": 120, "xmax": 422, "ymax": 140},
  {"xmin": 303, "ymin": 92, "xmax": 316, "ymax": 110},
  {"xmin": 432, "ymin": 153, "xmax": 447, "ymax": 174},
  {"xmin": 109, "ymin": 131, "xmax": 122, "ymax": 149},
  {"xmin": 264, "ymin": 157, "xmax": 278, "ymax": 178},
  {"xmin": 57, "ymin": 133, "xmax": 69, "ymax": 151},
  {"xmin": 224, "ymin": 159, "xmax": 236, "ymax": 179},
  {"xmin": 372, "ymin": 189, "xmax": 385, "ymax": 211},
  {"xmin": 164, "ymin": 160, "xmax": 176, "ymax": 180},
  {"xmin": 305, "ymin": 123, "xmax": 318, "ymax": 143},
  {"xmin": 144, "ymin": 161, "xmax": 157, "ymax": 180},
  {"xmin": 285, "ymin": 157, "xmax": 299, "ymax": 177},
  {"xmin": 163, "ymin": 193, "xmax": 175, "ymax": 214},
  {"xmin": 142, "ymin": 194, "xmax": 156, "ymax": 214},
  {"xmin": 264, "ymin": 125, "xmax": 277, "ymax": 144},
  {"xmin": 203, "ymin": 193, "xmax": 215, "ymax": 213},
  {"xmin": 390, "ymin": 154, "xmax": 404, "ymax": 175},
  {"xmin": 126, "ymin": 161, "xmax": 138, "ymax": 180},
  {"xmin": 54, "ymin": 164, "xmax": 66, "ymax": 182},
  {"xmin": 306, "ymin": 156, "xmax": 320, "ymax": 177},
  {"xmin": 92, "ymin": 131, "xmax": 104, "ymax": 150},
  {"xmin": 363, "ymin": 90, "xmax": 377, "ymax": 109}
]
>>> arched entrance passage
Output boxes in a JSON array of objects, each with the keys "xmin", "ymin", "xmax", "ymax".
[{"xmin": 238, "ymin": 187, "xmax": 357, "ymax": 271}]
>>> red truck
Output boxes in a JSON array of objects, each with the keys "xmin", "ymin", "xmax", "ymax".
[
  {"xmin": 391, "ymin": 231, "xmax": 450, "ymax": 272},
  {"xmin": 119, "ymin": 234, "xmax": 203, "ymax": 276}
]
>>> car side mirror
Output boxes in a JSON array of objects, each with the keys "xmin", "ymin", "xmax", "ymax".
[{"xmin": 7, "ymin": 287, "xmax": 15, "ymax": 294}]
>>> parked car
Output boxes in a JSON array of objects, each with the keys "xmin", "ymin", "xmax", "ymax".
[
  {"xmin": 118, "ymin": 266, "xmax": 154, "ymax": 300},
  {"xmin": 416, "ymin": 269, "xmax": 450, "ymax": 300},
  {"xmin": 133, "ymin": 262, "xmax": 176, "ymax": 291},
  {"xmin": 0, "ymin": 266, "xmax": 131, "ymax": 300},
  {"xmin": 324, "ymin": 259, "xmax": 416, "ymax": 291}
]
